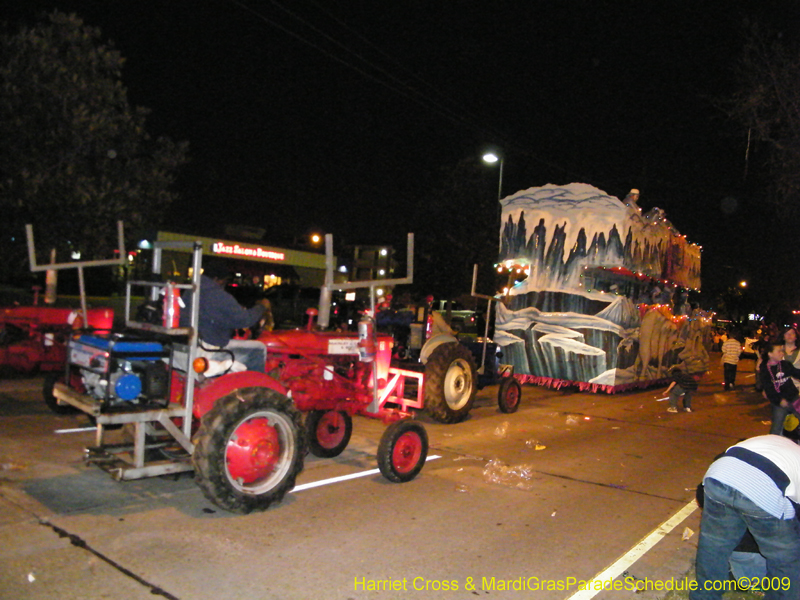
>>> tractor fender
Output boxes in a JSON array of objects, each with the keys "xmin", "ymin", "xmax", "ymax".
[
  {"xmin": 420, "ymin": 333, "xmax": 459, "ymax": 365},
  {"xmin": 193, "ymin": 371, "xmax": 289, "ymax": 419}
]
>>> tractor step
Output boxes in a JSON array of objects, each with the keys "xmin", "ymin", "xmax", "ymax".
[{"xmin": 85, "ymin": 444, "xmax": 193, "ymax": 480}]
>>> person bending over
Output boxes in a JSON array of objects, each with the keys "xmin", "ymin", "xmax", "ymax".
[
  {"xmin": 691, "ymin": 434, "xmax": 800, "ymax": 600},
  {"xmin": 664, "ymin": 366, "xmax": 698, "ymax": 413}
]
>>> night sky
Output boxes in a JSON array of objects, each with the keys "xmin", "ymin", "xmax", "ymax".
[{"xmin": 5, "ymin": 1, "xmax": 800, "ymax": 303}]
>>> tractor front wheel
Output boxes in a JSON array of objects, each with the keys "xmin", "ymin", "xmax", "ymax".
[
  {"xmin": 377, "ymin": 420, "xmax": 428, "ymax": 483},
  {"xmin": 498, "ymin": 377, "xmax": 522, "ymax": 413},
  {"xmin": 423, "ymin": 342, "xmax": 477, "ymax": 423},
  {"xmin": 192, "ymin": 388, "xmax": 305, "ymax": 514},
  {"xmin": 306, "ymin": 410, "xmax": 352, "ymax": 458}
]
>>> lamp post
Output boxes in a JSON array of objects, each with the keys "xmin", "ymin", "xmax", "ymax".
[
  {"xmin": 482, "ymin": 150, "xmax": 506, "ymax": 300},
  {"xmin": 482, "ymin": 152, "xmax": 504, "ymax": 201}
]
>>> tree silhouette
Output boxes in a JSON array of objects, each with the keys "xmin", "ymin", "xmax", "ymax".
[
  {"xmin": 0, "ymin": 11, "xmax": 188, "ymax": 281},
  {"xmin": 728, "ymin": 25, "xmax": 800, "ymax": 213}
]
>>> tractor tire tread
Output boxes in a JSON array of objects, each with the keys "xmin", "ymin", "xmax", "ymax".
[
  {"xmin": 498, "ymin": 377, "xmax": 522, "ymax": 414},
  {"xmin": 306, "ymin": 410, "xmax": 353, "ymax": 458},
  {"xmin": 377, "ymin": 420, "xmax": 428, "ymax": 483},
  {"xmin": 423, "ymin": 343, "xmax": 477, "ymax": 424},
  {"xmin": 192, "ymin": 387, "xmax": 305, "ymax": 514}
]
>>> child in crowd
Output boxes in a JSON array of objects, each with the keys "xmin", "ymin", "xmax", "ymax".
[
  {"xmin": 664, "ymin": 366, "xmax": 698, "ymax": 413},
  {"xmin": 759, "ymin": 340, "xmax": 800, "ymax": 435},
  {"xmin": 721, "ymin": 333, "xmax": 741, "ymax": 390}
]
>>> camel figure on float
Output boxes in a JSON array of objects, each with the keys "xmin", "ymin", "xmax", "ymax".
[{"xmin": 633, "ymin": 308, "xmax": 679, "ymax": 381}]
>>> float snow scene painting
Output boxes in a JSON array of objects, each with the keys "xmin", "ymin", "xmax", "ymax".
[{"xmin": 495, "ymin": 183, "xmax": 711, "ymax": 393}]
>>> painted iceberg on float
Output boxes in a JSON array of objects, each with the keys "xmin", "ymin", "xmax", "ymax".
[{"xmin": 495, "ymin": 183, "xmax": 710, "ymax": 392}]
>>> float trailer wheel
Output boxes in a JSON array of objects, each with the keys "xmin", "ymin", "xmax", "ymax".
[{"xmin": 498, "ymin": 377, "xmax": 522, "ymax": 414}]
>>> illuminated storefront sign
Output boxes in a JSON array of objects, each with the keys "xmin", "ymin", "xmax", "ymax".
[{"xmin": 211, "ymin": 242, "xmax": 285, "ymax": 261}]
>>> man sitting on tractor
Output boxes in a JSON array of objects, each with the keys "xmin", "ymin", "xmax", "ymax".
[{"xmin": 181, "ymin": 259, "xmax": 269, "ymax": 372}]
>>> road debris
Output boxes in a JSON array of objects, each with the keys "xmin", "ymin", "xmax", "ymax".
[
  {"xmin": 453, "ymin": 454, "xmax": 484, "ymax": 462},
  {"xmin": 493, "ymin": 421, "xmax": 510, "ymax": 438},
  {"xmin": 483, "ymin": 459, "xmax": 537, "ymax": 491},
  {"xmin": 525, "ymin": 438, "xmax": 547, "ymax": 450}
]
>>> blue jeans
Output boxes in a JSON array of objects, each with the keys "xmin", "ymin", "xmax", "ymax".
[
  {"xmin": 772, "ymin": 404, "xmax": 791, "ymax": 436},
  {"xmin": 691, "ymin": 478, "xmax": 800, "ymax": 600},
  {"xmin": 730, "ymin": 550, "xmax": 767, "ymax": 580},
  {"xmin": 669, "ymin": 385, "xmax": 693, "ymax": 409}
]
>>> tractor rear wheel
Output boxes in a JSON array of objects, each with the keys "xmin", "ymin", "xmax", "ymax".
[
  {"xmin": 192, "ymin": 388, "xmax": 305, "ymax": 514},
  {"xmin": 377, "ymin": 420, "xmax": 428, "ymax": 482},
  {"xmin": 306, "ymin": 410, "xmax": 352, "ymax": 458},
  {"xmin": 498, "ymin": 377, "xmax": 522, "ymax": 413},
  {"xmin": 423, "ymin": 342, "xmax": 477, "ymax": 423}
]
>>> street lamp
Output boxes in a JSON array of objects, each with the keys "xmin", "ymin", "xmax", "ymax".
[{"xmin": 482, "ymin": 152, "xmax": 504, "ymax": 201}]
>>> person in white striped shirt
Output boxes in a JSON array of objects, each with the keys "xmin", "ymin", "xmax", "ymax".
[
  {"xmin": 691, "ymin": 435, "xmax": 800, "ymax": 600},
  {"xmin": 721, "ymin": 333, "xmax": 742, "ymax": 390}
]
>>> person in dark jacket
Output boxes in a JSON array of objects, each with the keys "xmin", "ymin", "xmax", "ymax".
[
  {"xmin": 180, "ymin": 259, "xmax": 268, "ymax": 372},
  {"xmin": 664, "ymin": 366, "xmax": 698, "ymax": 413},
  {"xmin": 760, "ymin": 340, "xmax": 800, "ymax": 436}
]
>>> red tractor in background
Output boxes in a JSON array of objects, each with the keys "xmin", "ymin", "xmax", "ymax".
[
  {"xmin": 3, "ymin": 223, "xmax": 122, "ymax": 377},
  {"xmin": 0, "ymin": 303, "xmax": 113, "ymax": 375}
]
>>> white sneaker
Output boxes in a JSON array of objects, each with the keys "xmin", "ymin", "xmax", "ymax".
[
  {"xmin": 684, "ymin": 407, "xmax": 693, "ymax": 413},
  {"xmin": 667, "ymin": 407, "xmax": 678, "ymax": 413}
]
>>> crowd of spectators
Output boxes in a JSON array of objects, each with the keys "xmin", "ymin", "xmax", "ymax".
[{"xmin": 690, "ymin": 322, "xmax": 800, "ymax": 600}]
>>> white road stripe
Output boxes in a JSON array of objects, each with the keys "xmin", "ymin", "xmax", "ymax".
[
  {"xmin": 564, "ymin": 500, "xmax": 698, "ymax": 600},
  {"xmin": 48, "ymin": 432, "xmax": 443, "ymax": 488},
  {"xmin": 54, "ymin": 426, "xmax": 96, "ymax": 434},
  {"xmin": 292, "ymin": 455, "xmax": 442, "ymax": 493}
]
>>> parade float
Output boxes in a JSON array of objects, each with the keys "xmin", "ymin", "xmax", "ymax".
[{"xmin": 494, "ymin": 183, "xmax": 711, "ymax": 392}]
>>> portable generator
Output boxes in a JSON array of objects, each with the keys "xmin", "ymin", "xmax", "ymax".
[{"xmin": 66, "ymin": 333, "xmax": 171, "ymax": 408}]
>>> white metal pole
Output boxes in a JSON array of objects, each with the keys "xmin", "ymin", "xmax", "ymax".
[
  {"xmin": 44, "ymin": 248, "xmax": 57, "ymax": 304},
  {"xmin": 77, "ymin": 266, "xmax": 88, "ymax": 327},
  {"xmin": 317, "ymin": 234, "xmax": 335, "ymax": 329},
  {"xmin": 497, "ymin": 157, "xmax": 504, "ymax": 201}
]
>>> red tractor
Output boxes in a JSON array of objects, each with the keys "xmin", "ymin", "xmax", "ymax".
[
  {"xmin": 6, "ymin": 222, "xmax": 119, "ymax": 377},
  {"xmin": 0, "ymin": 302, "xmax": 113, "ymax": 375},
  {"xmin": 42, "ymin": 228, "xmax": 518, "ymax": 513},
  {"xmin": 259, "ymin": 309, "xmax": 476, "ymax": 468},
  {"xmin": 46, "ymin": 234, "xmax": 485, "ymax": 513}
]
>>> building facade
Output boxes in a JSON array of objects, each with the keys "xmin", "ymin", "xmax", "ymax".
[{"xmin": 156, "ymin": 231, "xmax": 330, "ymax": 288}]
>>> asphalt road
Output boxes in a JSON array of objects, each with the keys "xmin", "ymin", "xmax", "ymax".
[{"xmin": 0, "ymin": 357, "xmax": 770, "ymax": 600}]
